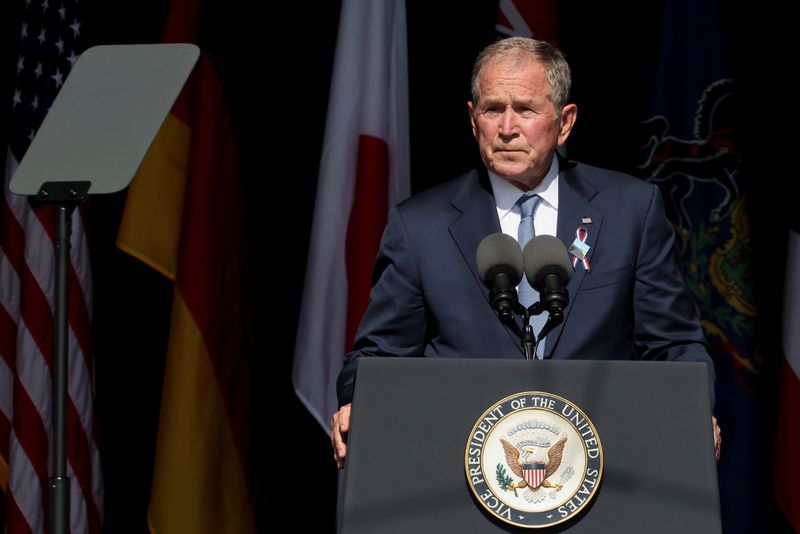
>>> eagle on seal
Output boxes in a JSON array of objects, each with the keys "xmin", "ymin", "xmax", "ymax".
[{"xmin": 500, "ymin": 435, "xmax": 567, "ymax": 493}]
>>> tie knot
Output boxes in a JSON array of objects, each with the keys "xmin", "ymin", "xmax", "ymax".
[{"xmin": 517, "ymin": 194, "xmax": 541, "ymax": 218}]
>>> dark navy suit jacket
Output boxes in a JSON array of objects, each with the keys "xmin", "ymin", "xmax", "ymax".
[{"xmin": 337, "ymin": 158, "xmax": 714, "ymax": 405}]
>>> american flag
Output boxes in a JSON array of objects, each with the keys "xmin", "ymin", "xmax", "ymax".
[{"xmin": 1, "ymin": 1, "xmax": 103, "ymax": 533}]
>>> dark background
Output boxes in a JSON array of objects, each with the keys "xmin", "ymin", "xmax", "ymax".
[{"xmin": 2, "ymin": 1, "xmax": 796, "ymax": 532}]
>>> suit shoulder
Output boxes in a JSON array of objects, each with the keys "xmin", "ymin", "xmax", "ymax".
[
  {"xmin": 566, "ymin": 161, "xmax": 659, "ymax": 211},
  {"xmin": 396, "ymin": 169, "xmax": 478, "ymax": 215},
  {"xmin": 570, "ymin": 160, "xmax": 654, "ymax": 196}
]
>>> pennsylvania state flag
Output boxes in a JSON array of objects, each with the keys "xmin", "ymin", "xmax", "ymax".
[{"xmin": 636, "ymin": 1, "xmax": 763, "ymax": 532}]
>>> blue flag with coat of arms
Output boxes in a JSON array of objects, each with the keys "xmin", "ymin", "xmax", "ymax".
[{"xmin": 635, "ymin": 1, "xmax": 763, "ymax": 532}]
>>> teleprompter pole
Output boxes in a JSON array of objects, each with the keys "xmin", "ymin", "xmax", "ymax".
[{"xmin": 38, "ymin": 181, "xmax": 90, "ymax": 534}]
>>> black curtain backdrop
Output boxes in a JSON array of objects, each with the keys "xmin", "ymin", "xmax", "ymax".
[{"xmin": 1, "ymin": 1, "xmax": 797, "ymax": 532}]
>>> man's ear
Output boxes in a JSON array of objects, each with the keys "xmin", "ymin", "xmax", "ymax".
[
  {"xmin": 468, "ymin": 101, "xmax": 477, "ymax": 138},
  {"xmin": 557, "ymin": 103, "xmax": 578, "ymax": 145}
]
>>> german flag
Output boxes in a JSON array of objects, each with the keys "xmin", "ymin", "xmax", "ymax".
[{"xmin": 116, "ymin": 0, "xmax": 254, "ymax": 531}]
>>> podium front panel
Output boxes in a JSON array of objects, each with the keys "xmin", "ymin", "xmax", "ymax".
[{"xmin": 339, "ymin": 358, "xmax": 720, "ymax": 534}]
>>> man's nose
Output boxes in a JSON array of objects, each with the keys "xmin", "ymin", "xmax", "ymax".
[{"xmin": 498, "ymin": 109, "xmax": 518, "ymax": 136}]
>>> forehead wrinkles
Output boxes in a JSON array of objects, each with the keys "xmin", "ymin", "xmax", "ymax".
[{"xmin": 478, "ymin": 60, "xmax": 549, "ymax": 103}]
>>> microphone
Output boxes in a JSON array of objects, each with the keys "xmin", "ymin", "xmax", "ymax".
[
  {"xmin": 522, "ymin": 235, "xmax": 572, "ymax": 319},
  {"xmin": 476, "ymin": 233, "xmax": 524, "ymax": 321}
]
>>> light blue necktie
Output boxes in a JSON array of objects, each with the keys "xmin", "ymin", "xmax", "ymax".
[{"xmin": 517, "ymin": 194, "xmax": 548, "ymax": 358}]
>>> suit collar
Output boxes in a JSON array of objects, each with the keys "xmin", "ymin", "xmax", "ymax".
[
  {"xmin": 448, "ymin": 168, "xmax": 501, "ymax": 279},
  {"xmin": 449, "ymin": 166, "xmax": 495, "ymax": 213},
  {"xmin": 486, "ymin": 156, "xmax": 560, "ymax": 211}
]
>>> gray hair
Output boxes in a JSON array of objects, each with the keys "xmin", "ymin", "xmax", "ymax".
[{"xmin": 470, "ymin": 37, "xmax": 571, "ymax": 113}]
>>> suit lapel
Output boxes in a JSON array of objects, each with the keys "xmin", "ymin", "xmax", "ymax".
[
  {"xmin": 449, "ymin": 168, "xmax": 501, "ymax": 289},
  {"xmin": 546, "ymin": 159, "xmax": 604, "ymax": 357},
  {"xmin": 448, "ymin": 169, "xmax": 525, "ymax": 354}
]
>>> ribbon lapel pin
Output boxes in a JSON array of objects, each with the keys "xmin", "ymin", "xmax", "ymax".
[{"xmin": 568, "ymin": 223, "xmax": 591, "ymax": 272}]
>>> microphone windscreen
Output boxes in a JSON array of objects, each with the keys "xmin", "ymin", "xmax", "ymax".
[
  {"xmin": 476, "ymin": 233, "xmax": 524, "ymax": 287},
  {"xmin": 522, "ymin": 235, "xmax": 573, "ymax": 291}
]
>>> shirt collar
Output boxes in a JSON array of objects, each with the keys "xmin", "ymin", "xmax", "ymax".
[{"xmin": 489, "ymin": 156, "xmax": 559, "ymax": 220}]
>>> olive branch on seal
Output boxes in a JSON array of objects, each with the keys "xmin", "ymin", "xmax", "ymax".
[{"xmin": 495, "ymin": 464, "xmax": 518, "ymax": 496}]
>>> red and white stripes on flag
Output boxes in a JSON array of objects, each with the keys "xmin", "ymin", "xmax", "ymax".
[
  {"xmin": 775, "ymin": 227, "xmax": 800, "ymax": 531},
  {"xmin": 1, "ymin": 2, "xmax": 102, "ymax": 530},
  {"xmin": 1, "ymin": 154, "xmax": 103, "ymax": 533},
  {"xmin": 292, "ymin": 0, "xmax": 410, "ymax": 430}
]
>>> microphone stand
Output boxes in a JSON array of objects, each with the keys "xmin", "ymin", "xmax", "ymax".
[
  {"xmin": 499, "ymin": 301, "xmax": 544, "ymax": 360},
  {"xmin": 520, "ymin": 303, "xmax": 543, "ymax": 360},
  {"xmin": 489, "ymin": 281, "xmax": 565, "ymax": 360},
  {"xmin": 498, "ymin": 300, "xmax": 564, "ymax": 360}
]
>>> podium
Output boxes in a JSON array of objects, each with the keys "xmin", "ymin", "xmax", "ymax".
[{"xmin": 338, "ymin": 358, "xmax": 720, "ymax": 533}]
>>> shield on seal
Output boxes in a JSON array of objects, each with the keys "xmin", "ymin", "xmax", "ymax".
[{"xmin": 523, "ymin": 462, "xmax": 546, "ymax": 489}]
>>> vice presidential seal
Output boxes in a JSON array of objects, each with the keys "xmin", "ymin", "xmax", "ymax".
[{"xmin": 464, "ymin": 391, "xmax": 603, "ymax": 528}]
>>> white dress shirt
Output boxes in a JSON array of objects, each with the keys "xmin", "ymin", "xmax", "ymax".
[{"xmin": 489, "ymin": 156, "xmax": 559, "ymax": 241}]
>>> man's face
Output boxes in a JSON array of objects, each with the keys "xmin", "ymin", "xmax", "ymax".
[{"xmin": 468, "ymin": 57, "xmax": 576, "ymax": 190}]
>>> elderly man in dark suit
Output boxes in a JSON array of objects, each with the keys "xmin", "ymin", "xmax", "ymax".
[{"xmin": 331, "ymin": 37, "xmax": 720, "ymax": 468}]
